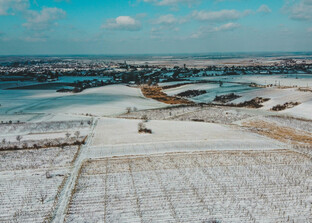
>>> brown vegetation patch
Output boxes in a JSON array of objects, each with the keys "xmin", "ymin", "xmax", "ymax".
[
  {"xmin": 138, "ymin": 122, "xmax": 152, "ymax": 134},
  {"xmin": 298, "ymin": 87, "xmax": 312, "ymax": 93},
  {"xmin": 141, "ymin": 86, "xmax": 193, "ymax": 105},
  {"xmin": 277, "ymin": 86, "xmax": 295, "ymax": 89},
  {"xmin": 243, "ymin": 120, "xmax": 312, "ymax": 146},
  {"xmin": 0, "ymin": 136, "xmax": 87, "ymax": 152},
  {"xmin": 229, "ymin": 97, "xmax": 270, "ymax": 108},
  {"xmin": 176, "ymin": 89, "xmax": 207, "ymax": 98},
  {"xmin": 271, "ymin": 102, "xmax": 300, "ymax": 111},
  {"xmin": 213, "ymin": 93, "xmax": 241, "ymax": 103}
]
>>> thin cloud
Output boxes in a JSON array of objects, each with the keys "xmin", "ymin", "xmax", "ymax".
[
  {"xmin": 0, "ymin": 0, "xmax": 29, "ymax": 15},
  {"xmin": 214, "ymin": 22, "xmax": 240, "ymax": 31},
  {"xmin": 191, "ymin": 9, "xmax": 251, "ymax": 22},
  {"xmin": 153, "ymin": 14, "xmax": 186, "ymax": 25},
  {"xmin": 102, "ymin": 16, "xmax": 142, "ymax": 31},
  {"xmin": 257, "ymin": 5, "xmax": 272, "ymax": 14},
  {"xmin": 143, "ymin": 0, "xmax": 199, "ymax": 7},
  {"xmin": 23, "ymin": 7, "xmax": 66, "ymax": 31},
  {"xmin": 191, "ymin": 22, "xmax": 240, "ymax": 38},
  {"xmin": 283, "ymin": 0, "xmax": 312, "ymax": 20}
]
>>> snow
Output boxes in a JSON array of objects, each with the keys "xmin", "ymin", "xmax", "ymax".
[
  {"xmin": 0, "ymin": 73, "xmax": 311, "ymax": 222},
  {"xmin": 193, "ymin": 74, "xmax": 312, "ymax": 88},
  {"xmin": 163, "ymin": 82, "xmax": 255, "ymax": 103},
  {"xmin": 230, "ymin": 87, "xmax": 312, "ymax": 119},
  {"xmin": 0, "ymin": 120, "xmax": 91, "ymax": 147},
  {"xmin": 90, "ymin": 118, "xmax": 284, "ymax": 152},
  {"xmin": 65, "ymin": 150, "xmax": 312, "ymax": 223},
  {"xmin": 120, "ymin": 105, "xmax": 277, "ymax": 126},
  {"xmin": 163, "ymin": 83, "xmax": 218, "ymax": 96},
  {"xmin": 0, "ymin": 171, "xmax": 65, "ymax": 223},
  {"xmin": 0, "ymin": 85, "xmax": 167, "ymax": 116},
  {"xmin": 0, "ymin": 146, "xmax": 78, "ymax": 172},
  {"xmin": 283, "ymin": 99, "xmax": 312, "ymax": 119},
  {"xmin": 0, "ymin": 145, "xmax": 78, "ymax": 222}
]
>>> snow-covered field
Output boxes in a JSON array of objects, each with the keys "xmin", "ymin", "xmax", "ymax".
[
  {"xmin": 193, "ymin": 74, "xmax": 312, "ymax": 88},
  {"xmin": 66, "ymin": 150, "xmax": 312, "ymax": 223},
  {"xmin": 283, "ymin": 99, "xmax": 312, "ymax": 119},
  {"xmin": 257, "ymin": 115, "xmax": 312, "ymax": 133},
  {"xmin": 159, "ymin": 77, "xmax": 311, "ymax": 119},
  {"xmin": 1, "ymin": 171, "xmax": 66, "ymax": 223},
  {"xmin": 0, "ymin": 146, "xmax": 78, "ymax": 171},
  {"xmin": 90, "ymin": 118, "xmax": 282, "ymax": 150},
  {"xmin": 163, "ymin": 83, "xmax": 218, "ymax": 96},
  {"xmin": 0, "ymin": 73, "xmax": 311, "ymax": 222},
  {"xmin": 163, "ymin": 82, "xmax": 254, "ymax": 103},
  {"xmin": 0, "ymin": 145, "xmax": 78, "ymax": 222},
  {"xmin": 0, "ymin": 112, "xmax": 311, "ymax": 222},
  {"xmin": 0, "ymin": 120, "xmax": 91, "ymax": 150},
  {"xmin": 119, "ymin": 105, "xmax": 276, "ymax": 124},
  {"xmin": 0, "ymin": 85, "xmax": 166, "ymax": 117},
  {"xmin": 230, "ymin": 87, "xmax": 310, "ymax": 113}
]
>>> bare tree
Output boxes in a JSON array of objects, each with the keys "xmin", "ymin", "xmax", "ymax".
[
  {"xmin": 38, "ymin": 191, "xmax": 48, "ymax": 204},
  {"xmin": 74, "ymin": 131, "xmax": 80, "ymax": 139},
  {"xmin": 16, "ymin": 135, "xmax": 22, "ymax": 143},
  {"xmin": 141, "ymin": 114, "xmax": 149, "ymax": 122},
  {"xmin": 2, "ymin": 138, "xmax": 5, "ymax": 144},
  {"xmin": 126, "ymin": 107, "xmax": 132, "ymax": 114},
  {"xmin": 138, "ymin": 122, "xmax": 146, "ymax": 131},
  {"xmin": 65, "ymin": 132, "xmax": 71, "ymax": 139}
]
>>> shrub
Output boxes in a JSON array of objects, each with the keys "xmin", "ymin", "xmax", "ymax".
[
  {"xmin": 126, "ymin": 107, "xmax": 132, "ymax": 114},
  {"xmin": 138, "ymin": 122, "xmax": 152, "ymax": 134},
  {"xmin": 46, "ymin": 171, "xmax": 52, "ymax": 179}
]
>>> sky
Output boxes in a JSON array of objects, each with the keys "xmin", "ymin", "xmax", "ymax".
[{"xmin": 0, "ymin": 0, "xmax": 312, "ymax": 55}]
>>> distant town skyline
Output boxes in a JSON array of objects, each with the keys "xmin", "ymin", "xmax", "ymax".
[{"xmin": 0, "ymin": 0, "xmax": 312, "ymax": 55}]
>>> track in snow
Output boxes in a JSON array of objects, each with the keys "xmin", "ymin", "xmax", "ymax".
[{"xmin": 51, "ymin": 118, "xmax": 98, "ymax": 223}]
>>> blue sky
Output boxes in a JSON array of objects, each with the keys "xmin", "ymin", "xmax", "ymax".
[{"xmin": 0, "ymin": 0, "xmax": 311, "ymax": 55}]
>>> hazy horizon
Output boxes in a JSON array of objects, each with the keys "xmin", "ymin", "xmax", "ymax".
[{"xmin": 1, "ymin": 51, "xmax": 312, "ymax": 58}]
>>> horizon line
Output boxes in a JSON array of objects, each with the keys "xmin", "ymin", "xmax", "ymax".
[{"xmin": 1, "ymin": 51, "xmax": 312, "ymax": 58}]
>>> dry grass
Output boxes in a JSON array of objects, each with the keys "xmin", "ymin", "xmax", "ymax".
[
  {"xmin": 298, "ymin": 87, "xmax": 312, "ymax": 92},
  {"xmin": 141, "ymin": 86, "xmax": 193, "ymax": 105},
  {"xmin": 243, "ymin": 120, "xmax": 312, "ymax": 146}
]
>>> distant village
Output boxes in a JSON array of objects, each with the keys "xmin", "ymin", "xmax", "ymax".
[{"xmin": 0, "ymin": 57, "xmax": 311, "ymax": 93}]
